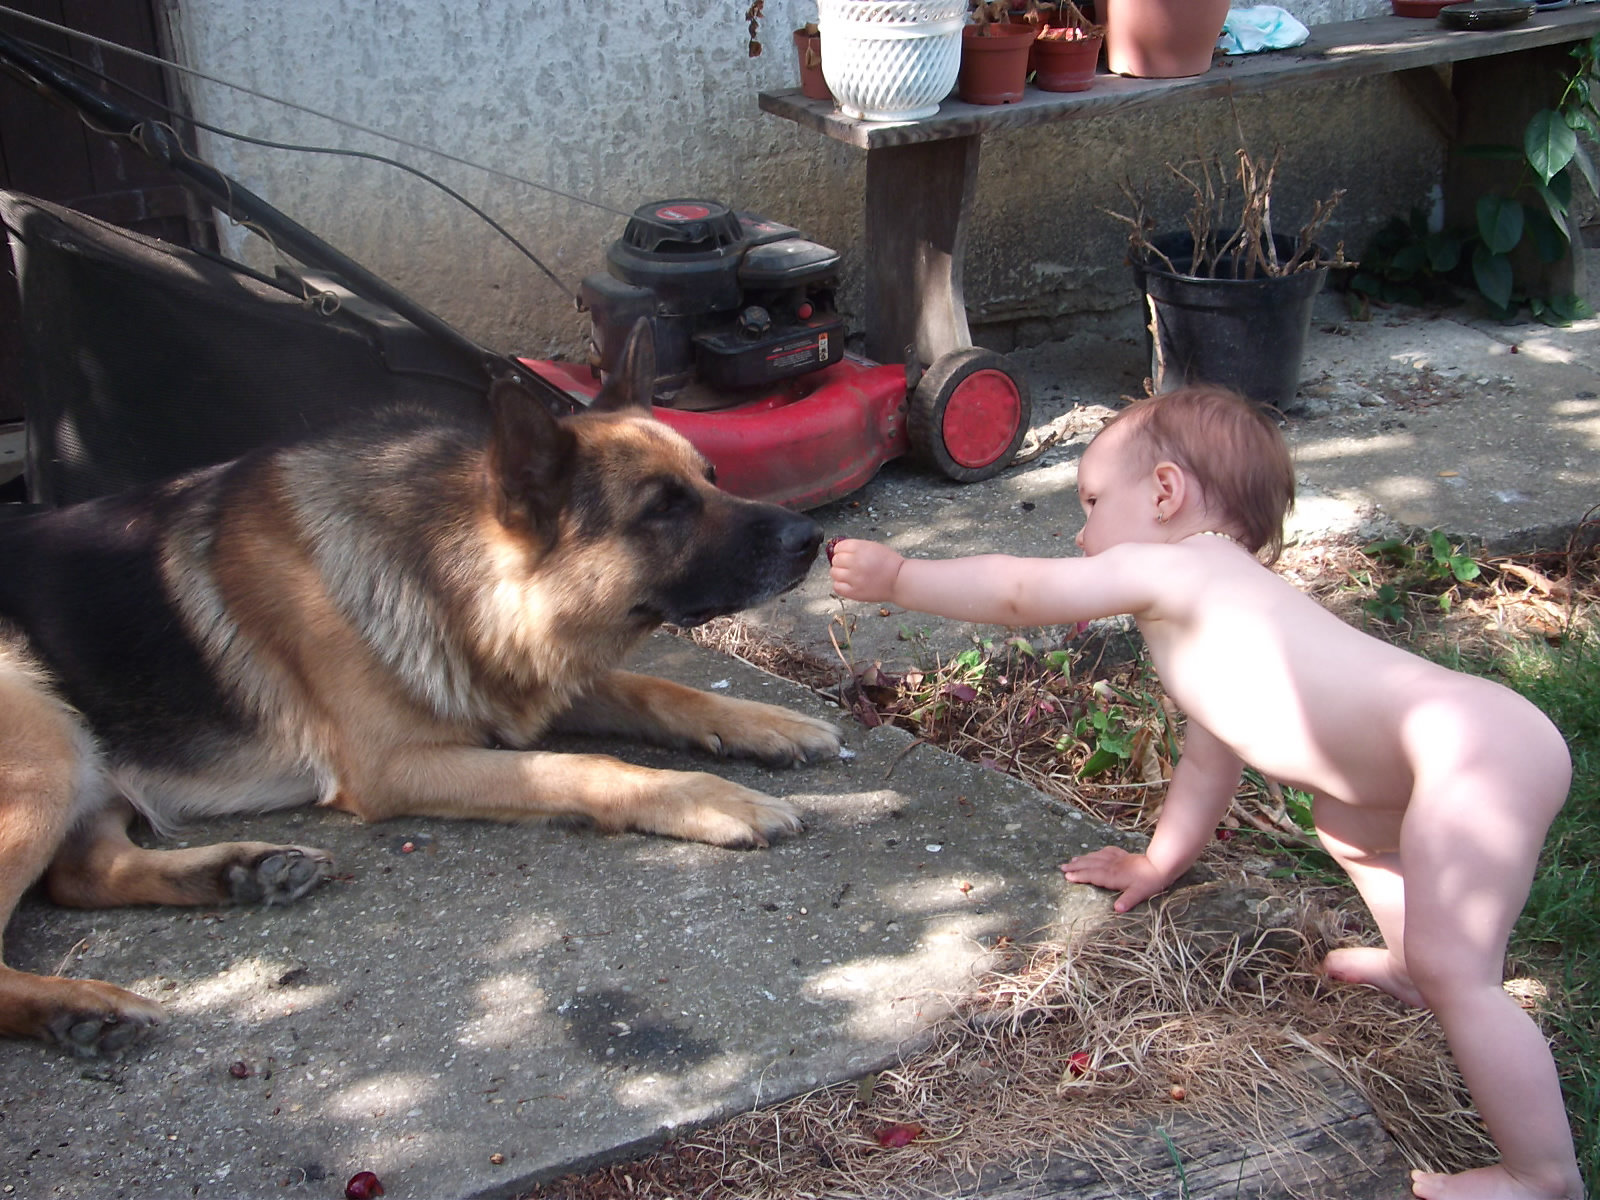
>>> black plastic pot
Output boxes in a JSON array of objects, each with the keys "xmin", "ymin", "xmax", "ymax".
[{"xmin": 1132, "ymin": 231, "xmax": 1328, "ymax": 411}]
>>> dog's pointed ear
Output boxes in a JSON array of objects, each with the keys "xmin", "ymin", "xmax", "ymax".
[
  {"xmin": 589, "ymin": 318, "xmax": 657, "ymax": 414},
  {"xmin": 486, "ymin": 377, "xmax": 576, "ymax": 544}
]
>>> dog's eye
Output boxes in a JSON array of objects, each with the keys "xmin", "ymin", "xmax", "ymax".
[{"xmin": 643, "ymin": 482, "xmax": 698, "ymax": 522}]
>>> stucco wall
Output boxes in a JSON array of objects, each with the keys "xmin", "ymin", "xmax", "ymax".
[{"xmin": 169, "ymin": 0, "xmax": 1433, "ymax": 363}]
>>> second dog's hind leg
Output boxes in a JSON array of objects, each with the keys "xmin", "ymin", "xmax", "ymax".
[
  {"xmin": 46, "ymin": 799, "xmax": 332, "ymax": 909},
  {"xmin": 0, "ymin": 673, "xmax": 164, "ymax": 1056}
]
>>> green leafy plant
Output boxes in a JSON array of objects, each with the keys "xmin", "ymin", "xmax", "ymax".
[
  {"xmin": 1073, "ymin": 698, "xmax": 1135, "ymax": 777},
  {"xmin": 1348, "ymin": 207, "xmax": 1462, "ymax": 313},
  {"xmin": 1359, "ymin": 530, "xmax": 1483, "ymax": 621},
  {"xmin": 1454, "ymin": 33, "xmax": 1600, "ymax": 322}
]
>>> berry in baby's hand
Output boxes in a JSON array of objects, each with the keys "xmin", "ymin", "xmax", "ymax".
[{"xmin": 825, "ymin": 536, "xmax": 843, "ymax": 564}]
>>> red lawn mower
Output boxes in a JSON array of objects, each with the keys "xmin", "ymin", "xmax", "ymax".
[{"xmin": 525, "ymin": 198, "xmax": 1032, "ymax": 510}]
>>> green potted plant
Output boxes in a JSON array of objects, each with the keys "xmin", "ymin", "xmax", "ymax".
[
  {"xmin": 1031, "ymin": 0, "xmax": 1104, "ymax": 93},
  {"xmin": 1110, "ymin": 139, "xmax": 1351, "ymax": 410}
]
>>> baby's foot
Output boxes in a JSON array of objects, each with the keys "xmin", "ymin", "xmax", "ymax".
[
  {"xmin": 1320, "ymin": 947, "xmax": 1426, "ymax": 1010},
  {"xmin": 1411, "ymin": 1164, "xmax": 1582, "ymax": 1200}
]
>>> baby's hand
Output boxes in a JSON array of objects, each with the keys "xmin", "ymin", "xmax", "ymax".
[
  {"xmin": 1059, "ymin": 846, "xmax": 1172, "ymax": 913},
  {"xmin": 828, "ymin": 539, "xmax": 904, "ymax": 603}
]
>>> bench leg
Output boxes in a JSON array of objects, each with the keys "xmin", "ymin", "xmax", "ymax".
[
  {"xmin": 863, "ymin": 135, "xmax": 981, "ymax": 369},
  {"xmin": 1445, "ymin": 43, "xmax": 1588, "ymax": 304}
]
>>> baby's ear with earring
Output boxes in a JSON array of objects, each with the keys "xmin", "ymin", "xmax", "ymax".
[{"xmin": 1152, "ymin": 461, "xmax": 1186, "ymax": 518}]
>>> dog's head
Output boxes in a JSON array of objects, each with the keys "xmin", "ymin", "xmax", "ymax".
[{"xmin": 485, "ymin": 321, "xmax": 823, "ymax": 630}]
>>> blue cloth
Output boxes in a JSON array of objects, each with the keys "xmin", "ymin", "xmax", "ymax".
[{"xmin": 1217, "ymin": 5, "xmax": 1311, "ymax": 54}]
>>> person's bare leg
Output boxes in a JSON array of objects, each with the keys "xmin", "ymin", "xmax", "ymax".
[
  {"xmin": 1400, "ymin": 709, "xmax": 1579, "ymax": 1200},
  {"xmin": 1312, "ymin": 793, "xmax": 1426, "ymax": 1009}
]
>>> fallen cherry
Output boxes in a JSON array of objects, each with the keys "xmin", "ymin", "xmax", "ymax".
[
  {"xmin": 228, "ymin": 1060, "xmax": 251, "ymax": 1079},
  {"xmin": 825, "ymin": 536, "xmax": 844, "ymax": 564},
  {"xmin": 1066, "ymin": 1050, "xmax": 1092, "ymax": 1077},
  {"xmin": 875, "ymin": 1121, "xmax": 923, "ymax": 1148},
  {"xmin": 1169, "ymin": 1084, "xmax": 1187, "ymax": 1101},
  {"xmin": 345, "ymin": 1170, "xmax": 385, "ymax": 1199}
]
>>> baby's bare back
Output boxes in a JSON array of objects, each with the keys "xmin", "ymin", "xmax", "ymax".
[{"xmin": 1133, "ymin": 544, "xmax": 1546, "ymax": 810}]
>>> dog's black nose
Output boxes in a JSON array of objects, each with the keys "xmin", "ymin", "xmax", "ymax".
[{"xmin": 776, "ymin": 512, "xmax": 823, "ymax": 558}]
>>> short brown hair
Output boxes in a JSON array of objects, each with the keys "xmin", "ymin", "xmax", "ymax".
[{"xmin": 1103, "ymin": 386, "xmax": 1295, "ymax": 564}]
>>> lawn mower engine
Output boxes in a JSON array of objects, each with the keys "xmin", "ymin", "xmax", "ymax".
[
  {"xmin": 523, "ymin": 198, "xmax": 1031, "ymax": 510},
  {"xmin": 580, "ymin": 199, "xmax": 843, "ymax": 395}
]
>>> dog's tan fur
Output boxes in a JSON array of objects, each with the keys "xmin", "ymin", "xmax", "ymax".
[{"xmin": 0, "ymin": 322, "xmax": 838, "ymax": 1057}]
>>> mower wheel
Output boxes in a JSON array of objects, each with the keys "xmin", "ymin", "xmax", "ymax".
[{"xmin": 909, "ymin": 348, "xmax": 1032, "ymax": 483}]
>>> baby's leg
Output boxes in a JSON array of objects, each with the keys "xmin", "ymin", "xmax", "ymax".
[
  {"xmin": 1400, "ymin": 707, "xmax": 1579, "ymax": 1200},
  {"xmin": 1310, "ymin": 793, "xmax": 1426, "ymax": 1008}
]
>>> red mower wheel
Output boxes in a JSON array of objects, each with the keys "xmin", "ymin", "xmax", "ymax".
[{"xmin": 909, "ymin": 348, "xmax": 1032, "ymax": 483}]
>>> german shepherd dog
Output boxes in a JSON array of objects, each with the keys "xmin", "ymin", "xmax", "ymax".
[{"xmin": 0, "ymin": 321, "xmax": 839, "ymax": 1058}]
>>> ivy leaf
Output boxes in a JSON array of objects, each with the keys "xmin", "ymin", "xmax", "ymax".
[
  {"xmin": 1569, "ymin": 141, "xmax": 1600, "ymax": 204},
  {"xmin": 1391, "ymin": 243, "xmax": 1427, "ymax": 276},
  {"xmin": 1425, "ymin": 231, "xmax": 1461, "ymax": 273},
  {"xmin": 1522, "ymin": 204, "xmax": 1569, "ymax": 264},
  {"xmin": 1471, "ymin": 244, "xmax": 1514, "ymax": 311},
  {"xmin": 1548, "ymin": 293, "xmax": 1595, "ymax": 323},
  {"xmin": 1533, "ymin": 173, "xmax": 1572, "ymax": 230},
  {"xmin": 1476, "ymin": 195, "xmax": 1523, "ymax": 255},
  {"xmin": 1526, "ymin": 110, "xmax": 1577, "ymax": 184}
]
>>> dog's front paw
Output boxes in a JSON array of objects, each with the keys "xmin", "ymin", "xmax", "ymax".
[
  {"xmin": 639, "ymin": 775, "xmax": 805, "ymax": 848},
  {"xmin": 225, "ymin": 846, "xmax": 332, "ymax": 907},
  {"xmin": 705, "ymin": 703, "xmax": 842, "ymax": 768},
  {"xmin": 40, "ymin": 982, "xmax": 165, "ymax": 1058}
]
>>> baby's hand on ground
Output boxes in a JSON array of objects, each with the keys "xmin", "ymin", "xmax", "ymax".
[
  {"xmin": 1059, "ymin": 846, "xmax": 1172, "ymax": 913},
  {"xmin": 828, "ymin": 539, "xmax": 904, "ymax": 603}
]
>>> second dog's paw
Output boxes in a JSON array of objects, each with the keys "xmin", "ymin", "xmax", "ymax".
[{"xmin": 226, "ymin": 846, "xmax": 332, "ymax": 907}]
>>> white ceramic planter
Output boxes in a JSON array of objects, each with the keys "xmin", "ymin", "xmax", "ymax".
[{"xmin": 816, "ymin": 0, "xmax": 966, "ymax": 122}]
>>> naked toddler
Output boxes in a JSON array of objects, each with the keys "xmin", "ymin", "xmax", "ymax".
[{"xmin": 828, "ymin": 386, "xmax": 1580, "ymax": 1200}]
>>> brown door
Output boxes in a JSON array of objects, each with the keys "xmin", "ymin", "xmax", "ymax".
[{"xmin": 0, "ymin": 0, "xmax": 216, "ymax": 420}]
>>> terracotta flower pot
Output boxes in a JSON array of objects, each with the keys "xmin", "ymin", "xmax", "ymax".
[
  {"xmin": 1032, "ymin": 29, "xmax": 1102, "ymax": 91},
  {"xmin": 1102, "ymin": 0, "xmax": 1228, "ymax": 78},
  {"xmin": 958, "ymin": 23, "xmax": 1038, "ymax": 105},
  {"xmin": 793, "ymin": 28, "xmax": 833, "ymax": 101}
]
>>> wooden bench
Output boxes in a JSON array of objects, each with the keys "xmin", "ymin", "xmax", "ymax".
[{"xmin": 759, "ymin": 6, "xmax": 1600, "ymax": 369}]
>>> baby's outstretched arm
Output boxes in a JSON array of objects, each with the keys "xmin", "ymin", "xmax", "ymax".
[
  {"xmin": 1061, "ymin": 721, "xmax": 1243, "ymax": 912},
  {"xmin": 829, "ymin": 539, "xmax": 1160, "ymax": 627}
]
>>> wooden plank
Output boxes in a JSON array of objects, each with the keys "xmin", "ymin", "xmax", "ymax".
[
  {"xmin": 864, "ymin": 136, "xmax": 980, "ymax": 368},
  {"xmin": 759, "ymin": 6, "xmax": 1600, "ymax": 150},
  {"xmin": 963, "ymin": 1062, "xmax": 1414, "ymax": 1200},
  {"xmin": 1396, "ymin": 65, "xmax": 1456, "ymax": 141}
]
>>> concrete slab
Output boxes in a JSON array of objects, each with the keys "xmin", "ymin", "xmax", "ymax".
[{"xmin": 0, "ymin": 637, "xmax": 1130, "ymax": 1200}]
